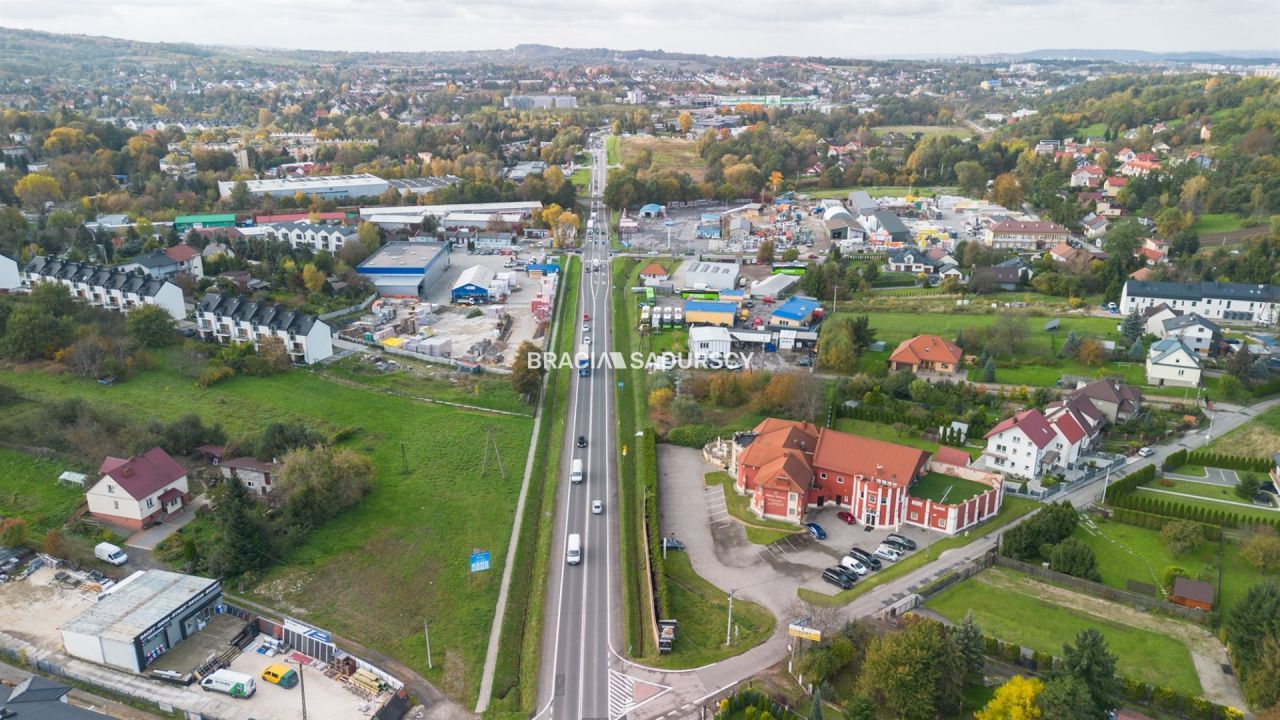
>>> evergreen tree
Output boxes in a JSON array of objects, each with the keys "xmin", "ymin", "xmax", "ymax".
[
  {"xmin": 1227, "ymin": 582, "xmax": 1280, "ymax": 677},
  {"xmin": 808, "ymin": 686, "xmax": 824, "ymax": 720},
  {"xmin": 982, "ymin": 358, "xmax": 996, "ymax": 382},
  {"xmin": 1227, "ymin": 346, "xmax": 1253, "ymax": 380},
  {"xmin": 209, "ymin": 474, "xmax": 269, "ymax": 576},
  {"xmin": 1060, "ymin": 331, "xmax": 1080, "ymax": 359},
  {"xmin": 1121, "ymin": 309, "xmax": 1143, "ymax": 343},
  {"xmin": 1127, "ymin": 338, "xmax": 1144, "ymax": 361},
  {"xmin": 1038, "ymin": 676, "xmax": 1097, "ymax": 720},
  {"xmin": 955, "ymin": 609, "xmax": 986, "ymax": 680},
  {"xmin": 1061, "ymin": 629, "xmax": 1120, "ymax": 720}
]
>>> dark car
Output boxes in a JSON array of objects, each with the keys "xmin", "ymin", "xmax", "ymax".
[
  {"xmin": 883, "ymin": 538, "xmax": 911, "ymax": 553},
  {"xmin": 797, "ymin": 357, "xmax": 813, "ymax": 367},
  {"xmin": 822, "ymin": 567, "xmax": 854, "ymax": 589},
  {"xmin": 577, "ymin": 435, "xmax": 587, "ymax": 448},
  {"xmin": 804, "ymin": 522, "xmax": 827, "ymax": 541},
  {"xmin": 835, "ymin": 511, "xmax": 857, "ymax": 525},
  {"xmin": 886, "ymin": 533, "xmax": 917, "ymax": 550},
  {"xmin": 662, "ymin": 537, "xmax": 685, "ymax": 551},
  {"xmin": 848, "ymin": 547, "xmax": 882, "ymax": 570}
]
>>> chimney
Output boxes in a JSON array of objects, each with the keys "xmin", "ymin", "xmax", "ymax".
[{"xmin": 122, "ymin": 466, "xmax": 134, "ymax": 477}]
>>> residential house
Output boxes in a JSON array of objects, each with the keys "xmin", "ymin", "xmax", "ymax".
[
  {"xmin": 979, "ymin": 409, "xmax": 1062, "ymax": 480},
  {"xmin": 984, "ymin": 220, "xmax": 1070, "ymax": 250},
  {"xmin": 220, "ymin": 457, "xmax": 282, "ymax": 498},
  {"xmin": 1070, "ymin": 165, "xmax": 1104, "ymax": 188},
  {"xmin": 888, "ymin": 334, "xmax": 964, "ymax": 374},
  {"xmin": 23, "ymin": 256, "xmax": 186, "ymax": 321},
  {"xmin": 163, "ymin": 243, "xmax": 204, "ymax": 279},
  {"xmin": 1103, "ymin": 176, "xmax": 1128, "ymax": 199},
  {"xmin": 1115, "ymin": 147, "xmax": 1137, "ymax": 163},
  {"xmin": 1160, "ymin": 314, "xmax": 1222, "ymax": 356},
  {"xmin": 1129, "ymin": 267, "xmax": 1154, "ymax": 282},
  {"xmin": 87, "ymin": 448, "xmax": 190, "ymax": 530},
  {"xmin": 0, "ymin": 252, "xmax": 19, "ymax": 291},
  {"xmin": 0, "ymin": 676, "xmax": 114, "ymax": 719},
  {"xmin": 1081, "ymin": 213, "xmax": 1109, "ymax": 239},
  {"xmin": 117, "ymin": 250, "xmax": 188, "ymax": 280},
  {"xmin": 195, "ymin": 293, "xmax": 333, "ymax": 364},
  {"xmin": 1121, "ymin": 159, "xmax": 1162, "ymax": 178},
  {"xmin": 1142, "ymin": 303, "xmax": 1183, "ymax": 336},
  {"xmin": 1063, "ymin": 378, "xmax": 1142, "ymax": 423},
  {"xmin": 887, "ymin": 247, "xmax": 936, "ymax": 274},
  {"xmin": 638, "ymin": 262, "xmax": 669, "ymax": 283},
  {"xmin": 1146, "ymin": 338, "xmax": 1202, "ymax": 388},
  {"xmin": 1120, "ymin": 280, "xmax": 1280, "ymax": 325},
  {"xmin": 266, "ymin": 221, "xmax": 358, "ymax": 253}
]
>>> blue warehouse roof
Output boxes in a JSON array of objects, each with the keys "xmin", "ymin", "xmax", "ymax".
[{"xmin": 772, "ymin": 296, "xmax": 819, "ymax": 321}]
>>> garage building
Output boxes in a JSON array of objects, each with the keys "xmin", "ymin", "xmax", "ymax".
[
  {"xmin": 689, "ymin": 326, "xmax": 732, "ymax": 358},
  {"xmin": 61, "ymin": 570, "xmax": 223, "ymax": 672},
  {"xmin": 452, "ymin": 265, "xmax": 496, "ymax": 303},
  {"xmin": 684, "ymin": 261, "xmax": 740, "ymax": 291},
  {"xmin": 748, "ymin": 273, "xmax": 797, "ymax": 299},
  {"xmin": 358, "ymin": 241, "xmax": 451, "ymax": 298},
  {"xmin": 685, "ymin": 300, "xmax": 737, "ymax": 327}
]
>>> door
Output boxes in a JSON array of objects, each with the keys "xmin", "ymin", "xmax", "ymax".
[{"xmin": 864, "ymin": 511, "xmax": 877, "ymax": 526}]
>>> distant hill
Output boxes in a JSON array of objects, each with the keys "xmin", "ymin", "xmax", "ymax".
[{"xmin": 1011, "ymin": 48, "xmax": 1280, "ymax": 63}]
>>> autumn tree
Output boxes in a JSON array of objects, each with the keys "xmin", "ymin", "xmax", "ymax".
[
  {"xmin": 14, "ymin": 174, "xmax": 63, "ymax": 212},
  {"xmin": 1243, "ymin": 528, "xmax": 1280, "ymax": 573},
  {"xmin": 992, "ymin": 173, "xmax": 1023, "ymax": 209},
  {"xmin": 510, "ymin": 340, "xmax": 544, "ymax": 402},
  {"xmin": 0, "ymin": 518, "xmax": 29, "ymax": 547},
  {"xmin": 768, "ymin": 170, "xmax": 784, "ymax": 197},
  {"xmin": 1160, "ymin": 520, "xmax": 1205, "ymax": 556},
  {"xmin": 976, "ymin": 675, "xmax": 1044, "ymax": 720},
  {"xmin": 357, "ymin": 221, "xmax": 381, "ymax": 254},
  {"xmin": 1076, "ymin": 339, "xmax": 1105, "ymax": 367},
  {"xmin": 302, "ymin": 263, "xmax": 326, "ymax": 294},
  {"xmin": 279, "ymin": 446, "xmax": 375, "ymax": 532},
  {"xmin": 553, "ymin": 211, "xmax": 579, "ymax": 248},
  {"xmin": 43, "ymin": 529, "xmax": 68, "ymax": 557},
  {"xmin": 677, "ymin": 112, "xmax": 693, "ymax": 134},
  {"xmin": 257, "ymin": 336, "xmax": 291, "ymax": 374},
  {"xmin": 756, "ymin": 239, "xmax": 776, "ymax": 264}
]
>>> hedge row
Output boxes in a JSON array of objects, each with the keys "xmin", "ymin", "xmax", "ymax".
[
  {"xmin": 1114, "ymin": 492, "xmax": 1280, "ymax": 532},
  {"xmin": 1109, "ymin": 506, "xmax": 1224, "ymax": 540},
  {"xmin": 1103, "ymin": 465, "xmax": 1156, "ymax": 503},
  {"xmin": 1185, "ymin": 450, "xmax": 1274, "ymax": 473},
  {"xmin": 1163, "ymin": 449, "xmax": 1189, "ymax": 471},
  {"xmin": 982, "ymin": 635, "xmax": 1243, "ymax": 720},
  {"xmin": 846, "ymin": 403, "xmax": 929, "ymax": 429},
  {"xmin": 640, "ymin": 429, "xmax": 670, "ymax": 618}
]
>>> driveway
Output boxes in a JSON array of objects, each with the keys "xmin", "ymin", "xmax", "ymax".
[
  {"xmin": 1165, "ymin": 467, "xmax": 1238, "ymax": 486},
  {"xmin": 125, "ymin": 495, "xmax": 208, "ymax": 550}
]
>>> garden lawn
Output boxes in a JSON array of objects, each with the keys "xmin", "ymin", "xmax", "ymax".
[
  {"xmin": 925, "ymin": 567, "xmax": 1202, "ymax": 696},
  {"xmin": 1191, "ymin": 213, "xmax": 1243, "ymax": 234},
  {"xmin": 798, "ymin": 497, "xmax": 1038, "ymax": 607},
  {"xmin": 908, "ymin": 472, "xmax": 989, "ymax": 503},
  {"xmin": 1075, "ymin": 122, "xmax": 1108, "ymax": 139},
  {"xmin": 875, "ymin": 125, "xmax": 973, "ymax": 138},
  {"xmin": 1169, "ymin": 465, "xmax": 1207, "ymax": 477},
  {"xmin": 1153, "ymin": 478, "xmax": 1249, "ymax": 503},
  {"xmin": 570, "ymin": 167, "xmax": 591, "ymax": 190},
  {"xmin": 835, "ymin": 312, "xmax": 1126, "ymax": 350},
  {"xmin": 704, "ymin": 472, "xmax": 797, "ymax": 545},
  {"xmin": 1207, "ymin": 405, "xmax": 1280, "ymax": 457},
  {"xmin": 0, "ymin": 358, "xmax": 533, "ymax": 706},
  {"xmin": 1133, "ymin": 486, "xmax": 1280, "ymax": 523},
  {"xmin": 0, "ymin": 448, "xmax": 85, "ymax": 534},
  {"xmin": 833, "ymin": 417, "xmax": 945, "ymax": 456},
  {"xmin": 1072, "ymin": 518, "xmax": 1267, "ymax": 615},
  {"xmin": 649, "ymin": 552, "xmax": 775, "ymax": 669}
]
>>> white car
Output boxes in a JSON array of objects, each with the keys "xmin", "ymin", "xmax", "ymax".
[
  {"xmin": 1137, "ymin": 447, "xmax": 1154, "ymax": 458},
  {"xmin": 839, "ymin": 555, "xmax": 868, "ymax": 576},
  {"xmin": 592, "ymin": 500, "xmax": 604, "ymax": 514},
  {"xmin": 582, "ymin": 323, "xmax": 590, "ymax": 332}
]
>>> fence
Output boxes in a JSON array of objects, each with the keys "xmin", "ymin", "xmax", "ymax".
[
  {"xmin": 318, "ymin": 292, "xmax": 379, "ymax": 321},
  {"xmin": 990, "ymin": 555, "xmax": 1209, "ymax": 623}
]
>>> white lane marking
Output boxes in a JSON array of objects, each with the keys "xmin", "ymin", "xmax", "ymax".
[{"xmin": 577, "ymin": 250, "xmax": 597, "ymax": 718}]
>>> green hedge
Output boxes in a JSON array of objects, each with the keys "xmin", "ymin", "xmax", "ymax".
[
  {"xmin": 1113, "ymin": 492, "xmax": 1280, "ymax": 532},
  {"xmin": 1109, "ymin": 506, "xmax": 1224, "ymax": 540},
  {"xmin": 1185, "ymin": 450, "xmax": 1273, "ymax": 473},
  {"xmin": 640, "ymin": 429, "xmax": 670, "ymax": 618},
  {"xmin": 1103, "ymin": 465, "xmax": 1156, "ymax": 503},
  {"xmin": 1162, "ymin": 449, "xmax": 1188, "ymax": 471}
]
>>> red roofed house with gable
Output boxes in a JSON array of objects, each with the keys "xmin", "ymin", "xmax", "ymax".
[
  {"xmin": 730, "ymin": 419, "xmax": 1003, "ymax": 533},
  {"xmin": 888, "ymin": 334, "xmax": 964, "ymax": 375},
  {"xmin": 87, "ymin": 448, "xmax": 191, "ymax": 530}
]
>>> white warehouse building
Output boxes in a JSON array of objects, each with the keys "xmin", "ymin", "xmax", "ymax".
[
  {"xmin": 218, "ymin": 173, "xmax": 391, "ymax": 200},
  {"xmin": 683, "ymin": 261, "xmax": 740, "ymax": 291}
]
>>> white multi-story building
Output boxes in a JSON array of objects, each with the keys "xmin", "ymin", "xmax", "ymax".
[
  {"xmin": 23, "ymin": 256, "xmax": 186, "ymax": 320},
  {"xmin": 1121, "ymin": 280, "xmax": 1280, "ymax": 326},
  {"xmin": 265, "ymin": 221, "xmax": 358, "ymax": 253},
  {"xmin": 217, "ymin": 173, "xmax": 390, "ymax": 200},
  {"xmin": 983, "ymin": 219, "xmax": 1071, "ymax": 251},
  {"xmin": 195, "ymin": 293, "xmax": 333, "ymax": 364},
  {"xmin": 1146, "ymin": 338, "xmax": 1202, "ymax": 388}
]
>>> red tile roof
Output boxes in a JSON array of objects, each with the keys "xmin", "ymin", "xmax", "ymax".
[
  {"xmin": 738, "ymin": 419, "xmax": 819, "ymax": 471},
  {"xmin": 164, "ymin": 243, "xmax": 199, "ymax": 262},
  {"xmin": 756, "ymin": 454, "xmax": 811, "ymax": 494},
  {"xmin": 889, "ymin": 334, "xmax": 963, "ymax": 367},
  {"xmin": 639, "ymin": 262, "xmax": 668, "ymax": 278},
  {"xmin": 157, "ymin": 487, "xmax": 184, "ymax": 505},
  {"xmin": 1105, "ymin": 176, "xmax": 1129, "ymax": 187},
  {"xmin": 99, "ymin": 448, "xmax": 186, "ymax": 500},
  {"xmin": 1052, "ymin": 412, "xmax": 1086, "ymax": 444},
  {"xmin": 984, "ymin": 409, "xmax": 1057, "ymax": 449},
  {"xmin": 812, "ymin": 429, "xmax": 929, "ymax": 489},
  {"xmin": 934, "ymin": 446, "xmax": 971, "ymax": 467}
]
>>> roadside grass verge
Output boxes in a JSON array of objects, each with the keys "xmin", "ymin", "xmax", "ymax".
[
  {"xmin": 704, "ymin": 472, "xmax": 799, "ymax": 545},
  {"xmin": 797, "ymin": 496, "xmax": 1039, "ymax": 607},
  {"xmin": 1206, "ymin": 405, "xmax": 1280, "ymax": 456},
  {"xmin": 925, "ymin": 567, "xmax": 1202, "ymax": 696},
  {"xmin": 1168, "ymin": 465, "xmax": 1207, "ymax": 477},
  {"xmin": 0, "ymin": 448, "xmax": 84, "ymax": 534},
  {"xmin": 606, "ymin": 135, "xmax": 620, "ymax": 165},
  {"xmin": 489, "ymin": 257, "xmax": 578, "ymax": 715},
  {"xmin": 1192, "ymin": 213, "xmax": 1243, "ymax": 234}
]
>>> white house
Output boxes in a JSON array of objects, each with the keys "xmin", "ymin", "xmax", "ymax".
[
  {"xmin": 0, "ymin": 253, "xmax": 18, "ymax": 291},
  {"xmin": 266, "ymin": 221, "xmax": 359, "ymax": 253},
  {"xmin": 86, "ymin": 448, "xmax": 190, "ymax": 531},
  {"xmin": 1121, "ymin": 280, "xmax": 1280, "ymax": 325},
  {"xmin": 195, "ymin": 293, "xmax": 333, "ymax": 364},
  {"xmin": 1146, "ymin": 338, "xmax": 1202, "ymax": 388},
  {"xmin": 689, "ymin": 326, "xmax": 732, "ymax": 359},
  {"xmin": 1160, "ymin": 313, "xmax": 1220, "ymax": 356},
  {"xmin": 23, "ymin": 256, "xmax": 187, "ymax": 321},
  {"xmin": 979, "ymin": 409, "xmax": 1059, "ymax": 480},
  {"xmin": 1143, "ymin": 303, "xmax": 1182, "ymax": 336}
]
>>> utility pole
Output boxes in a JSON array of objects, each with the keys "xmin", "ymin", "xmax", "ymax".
[
  {"xmin": 424, "ymin": 619, "xmax": 434, "ymax": 669},
  {"xmin": 296, "ymin": 660, "xmax": 308, "ymax": 720},
  {"xmin": 725, "ymin": 589, "xmax": 735, "ymax": 646}
]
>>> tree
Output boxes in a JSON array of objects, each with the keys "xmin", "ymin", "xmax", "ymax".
[
  {"xmin": 126, "ymin": 304, "xmax": 176, "ymax": 348},
  {"xmin": 357, "ymin": 221, "xmax": 381, "ymax": 254},
  {"xmin": 0, "ymin": 518, "xmax": 28, "ymax": 547},
  {"xmin": 1060, "ymin": 629, "xmax": 1120, "ymax": 720},
  {"xmin": 982, "ymin": 358, "xmax": 996, "ymax": 382},
  {"xmin": 1161, "ymin": 565, "xmax": 1188, "ymax": 593},
  {"xmin": 510, "ymin": 340, "xmax": 545, "ymax": 401},
  {"xmin": 808, "ymin": 686, "xmax": 824, "ymax": 720},
  {"xmin": 302, "ymin": 263, "xmax": 326, "ymax": 294},
  {"xmin": 769, "ymin": 170, "xmax": 784, "ymax": 197},
  {"xmin": 857, "ymin": 619, "xmax": 964, "ymax": 720},
  {"xmin": 1160, "ymin": 519, "xmax": 1205, "ymax": 556},
  {"xmin": 1076, "ymin": 339, "xmax": 1104, "ymax": 367},
  {"xmin": 1127, "ymin": 338, "xmax": 1144, "ymax": 361},
  {"xmin": 955, "ymin": 160, "xmax": 989, "ymax": 198},
  {"xmin": 1060, "ymin": 331, "xmax": 1080, "ymax": 358},
  {"xmin": 1236, "ymin": 472, "xmax": 1263, "ymax": 500},
  {"xmin": 1242, "ymin": 528, "xmax": 1280, "ymax": 573},
  {"xmin": 782, "ymin": 247, "xmax": 800, "ymax": 262},
  {"xmin": 1227, "ymin": 345, "xmax": 1253, "ymax": 380},
  {"xmin": 992, "ymin": 173, "xmax": 1024, "ymax": 209},
  {"xmin": 208, "ymin": 476, "xmax": 269, "ymax": 577},
  {"xmin": 861, "ymin": 261, "xmax": 880, "ymax": 283},
  {"xmin": 1121, "ymin": 309, "xmax": 1143, "ymax": 343},
  {"xmin": 229, "ymin": 180, "xmax": 251, "ymax": 210},
  {"xmin": 677, "ymin": 112, "xmax": 693, "ymax": 134},
  {"xmin": 1227, "ymin": 582, "xmax": 1280, "ymax": 677},
  {"xmin": 14, "ymin": 174, "xmax": 63, "ymax": 212},
  {"xmin": 1244, "ymin": 634, "xmax": 1280, "ymax": 710},
  {"xmin": 842, "ymin": 694, "xmax": 876, "ymax": 720},
  {"xmin": 955, "ymin": 609, "xmax": 986, "ymax": 680},
  {"xmin": 257, "ymin": 336, "xmax": 291, "ymax": 374},
  {"xmin": 1037, "ymin": 677, "xmax": 1097, "ymax": 720},
  {"xmin": 940, "ymin": 276, "xmax": 963, "ymax": 294},
  {"xmin": 42, "ymin": 528, "xmax": 68, "ymax": 557},
  {"xmin": 1050, "ymin": 538, "xmax": 1101, "ymax": 581},
  {"xmin": 976, "ymin": 676, "xmax": 1044, "ymax": 720},
  {"xmin": 1155, "ymin": 207, "xmax": 1193, "ymax": 238},
  {"xmin": 757, "ymin": 239, "xmax": 776, "ymax": 264},
  {"xmin": 1, "ymin": 305, "xmax": 68, "ymax": 360},
  {"xmin": 279, "ymin": 446, "xmax": 375, "ymax": 532}
]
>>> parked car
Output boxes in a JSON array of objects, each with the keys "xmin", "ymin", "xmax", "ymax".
[
  {"xmin": 835, "ymin": 511, "xmax": 857, "ymax": 525},
  {"xmin": 804, "ymin": 522, "xmax": 827, "ymax": 541},
  {"xmin": 849, "ymin": 548, "xmax": 882, "ymax": 570},
  {"xmin": 797, "ymin": 357, "xmax": 813, "ymax": 367},
  {"xmin": 822, "ymin": 567, "xmax": 855, "ymax": 589},
  {"xmin": 874, "ymin": 545, "xmax": 903, "ymax": 562},
  {"xmin": 839, "ymin": 555, "xmax": 869, "ymax": 576},
  {"xmin": 1137, "ymin": 447, "xmax": 1154, "ymax": 458},
  {"xmin": 885, "ymin": 533, "xmax": 917, "ymax": 550},
  {"xmin": 577, "ymin": 435, "xmax": 587, "ymax": 448},
  {"xmin": 1255, "ymin": 493, "xmax": 1275, "ymax": 507},
  {"xmin": 883, "ymin": 539, "xmax": 911, "ymax": 553}
]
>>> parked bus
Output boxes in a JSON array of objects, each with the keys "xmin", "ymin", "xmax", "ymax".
[
  {"xmin": 771, "ymin": 262, "xmax": 808, "ymax": 276},
  {"xmin": 679, "ymin": 289, "xmax": 719, "ymax": 300}
]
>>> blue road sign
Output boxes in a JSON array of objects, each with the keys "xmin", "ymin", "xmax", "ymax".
[{"xmin": 469, "ymin": 551, "xmax": 492, "ymax": 573}]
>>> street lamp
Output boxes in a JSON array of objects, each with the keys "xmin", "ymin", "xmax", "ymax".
[{"xmin": 288, "ymin": 658, "xmax": 309, "ymax": 720}]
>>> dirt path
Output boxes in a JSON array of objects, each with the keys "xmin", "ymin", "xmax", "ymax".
[{"xmin": 975, "ymin": 568, "xmax": 1245, "ymax": 709}]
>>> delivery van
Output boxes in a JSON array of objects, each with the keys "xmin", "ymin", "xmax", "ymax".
[
  {"xmin": 94, "ymin": 542, "xmax": 128, "ymax": 566},
  {"xmin": 566, "ymin": 533, "xmax": 582, "ymax": 565},
  {"xmin": 200, "ymin": 669, "xmax": 256, "ymax": 698},
  {"xmin": 570, "ymin": 458, "xmax": 584, "ymax": 484},
  {"xmin": 261, "ymin": 663, "xmax": 299, "ymax": 688}
]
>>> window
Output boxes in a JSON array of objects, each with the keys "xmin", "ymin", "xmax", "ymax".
[
  {"xmin": 107, "ymin": 484, "xmax": 114, "ymax": 494},
  {"xmin": 819, "ymin": 472, "xmax": 827, "ymax": 480},
  {"xmin": 146, "ymin": 498, "xmax": 154, "ymax": 508},
  {"xmin": 837, "ymin": 477, "xmax": 845, "ymax": 484},
  {"xmin": 113, "ymin": 501, "xmax": 119, "ymax": 509}
]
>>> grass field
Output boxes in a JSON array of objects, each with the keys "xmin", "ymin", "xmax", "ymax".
[
  {"xmin": 1169, "ymin": 465, "xmax": 1207, "ymax": 477},
  {"xmin": 875, "ymin": 125, "xmax": 974, "ymax": 138},
  {"xmin": 1192, "ymin": 213, "xmax": 1244, "ymax": 234},
  {"xmin": 650, "ymin": 552, "xmax": 775, "ymax": 669},
  {"xmin": 1073, "ymin": 518, "xmax": 1265, "ymax": 615},
  {"xmin": 1134, "ymin": 486, "xmax": 1280, "ymax": 523},
  {"xmin": 835, "ymin": 311, "xmax": 1125, "ymax": 349},
  {"xmin": 0, "ymin": 355, "xmax": 533, "ymax": 705},
  {"xmin": 619, "ymin": 136, "xmax": 704, "ymax": 180},
  {"xmin": 704, "ymin": 472, "xmax": 799, "ymax": 545},
  {"xmin": 606, "ymin": 135, "xmax": 620, "ymax": 165},
  {"xmin": 908, "ymin": 472, "xmax": 990, "ymax": 503},
  {"xmin": 570, "ymin": 167, "xmax": 591, "ymax": 191},
  {"xmin": 1075, "ymin": 122, "xmax": 1108, "ymax": 139},
  {"xmin": 798, "ymin": 497, "xmax": 1038, "ymax": 607},
  {"xmin": 0, "ymin": 448, "xmax": 85, "ymax": 535},
  {"xmin": 1207, "ymin": 405, "xmax": 1280, "ymax": 456},
  {"xmin": 926, "ymin": 567, "xmax": 1203, "ymax": 695}
]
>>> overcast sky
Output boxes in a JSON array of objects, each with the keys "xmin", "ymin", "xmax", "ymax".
[{"xmin": 2, "ymin": 0, "xmax": 1277, "ymax": 58}]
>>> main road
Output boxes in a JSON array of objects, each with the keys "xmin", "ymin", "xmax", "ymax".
[{"xmin": 535, "ymin": 137, "xmax": 621, "ymax": 719}]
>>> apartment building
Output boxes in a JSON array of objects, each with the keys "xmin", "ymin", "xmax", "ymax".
[
  {"xmin": 23, "ymin": 256, "xmax": 186, "ymax": 320},
  {"xmin": 1120, "ymin": 280, "xmax": 1280, "ymax": 325},
  {"xmin": 195, "ymin": 293, "xmax": 333, "ymax": 364},
  {"xmin": 265, "ymin": 221, "xmax": 359, "ymax": 253}
]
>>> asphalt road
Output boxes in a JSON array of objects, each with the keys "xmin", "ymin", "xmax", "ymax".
[{"xmin": 536, "ymin": 138, "xmax": 619, "ymax": 720}]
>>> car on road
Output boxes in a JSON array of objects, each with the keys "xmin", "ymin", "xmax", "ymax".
[
  {"xmin": 577, "ymin": 435, "xmax": 587, "ymax": 448},
  {"xmin": 592, "ymin": 499, "xmax": 604, "ymax": 514},
  {"xmin": 874, "ymin": 545, "xmax": 903, "ymax": 562},
  {"xmin": 583, "ymin": 314, "xmax": 591, "ymax": 321},
  {"xmin": 839, "ymin": 555, "xmax": 869, "ymax": 576},
  {"xmin": 804, "ymin": 522, "xmax": 827, "ymax": 540},
  {"xmin": 584, "ymin": 336, "xmax": 591, "ymax": 344},
  {"xmin": 822, "ymin": 567, "xmax": 855, "ymax": 589},
  {"xmin": 885, "ymin": 533, "xmax": 917, "ymax": 550},
  {"xmin": 835, "ymin": 511, "xmax": 857, "ymax": 525},
  {"xmin": 583, "ymin": 323, "xmax": 590, "ymax": 332},
  {"xmin": 1137, "ymin": 446, "xmax": 1154, "ymax": 458}
]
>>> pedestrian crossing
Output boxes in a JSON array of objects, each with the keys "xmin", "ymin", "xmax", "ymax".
[{"xmin": 608, "ymin": 669, "xmax": 671, "ymax": 720}]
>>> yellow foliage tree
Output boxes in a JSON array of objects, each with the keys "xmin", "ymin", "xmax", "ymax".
[
  {"xmin": 975, "ymin": 675, "xmax": 1044, "ymax": 720},
  {"xmin": 302, "ymin": 264, "xmax": 326, "ymax": 294},
  {"xmin": 677, "ymin": 112, "xmax": 693, "ymax": 134}
]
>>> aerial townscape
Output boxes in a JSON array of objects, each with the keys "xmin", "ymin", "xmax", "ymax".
[{"xmin": 2, "ymin": 5, "xmax": 1280, "ymax": 720}]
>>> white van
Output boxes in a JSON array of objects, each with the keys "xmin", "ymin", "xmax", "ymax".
[
  {"xmin": 200, "ymin": 669, "xmax": 256, "ymax": 698},
  {"xmin": 94, "ymin": 542, "xmax": 128, "ymax": 566},
  {"xmin": 566, "ymin": 533, "xmax": 582, "ymax": 565},
  {"xmin": 570, "ymin": 458, "xmax": 584, "ymax": 484}
]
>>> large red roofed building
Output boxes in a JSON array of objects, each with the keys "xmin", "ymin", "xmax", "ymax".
[
  {"xmin": 731, "ymin": 419, "xmax": 1003, "ymax": 533},
  {"xmin": 87, "ymin": 448, "xmax": 191, "ymax": 530}
]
